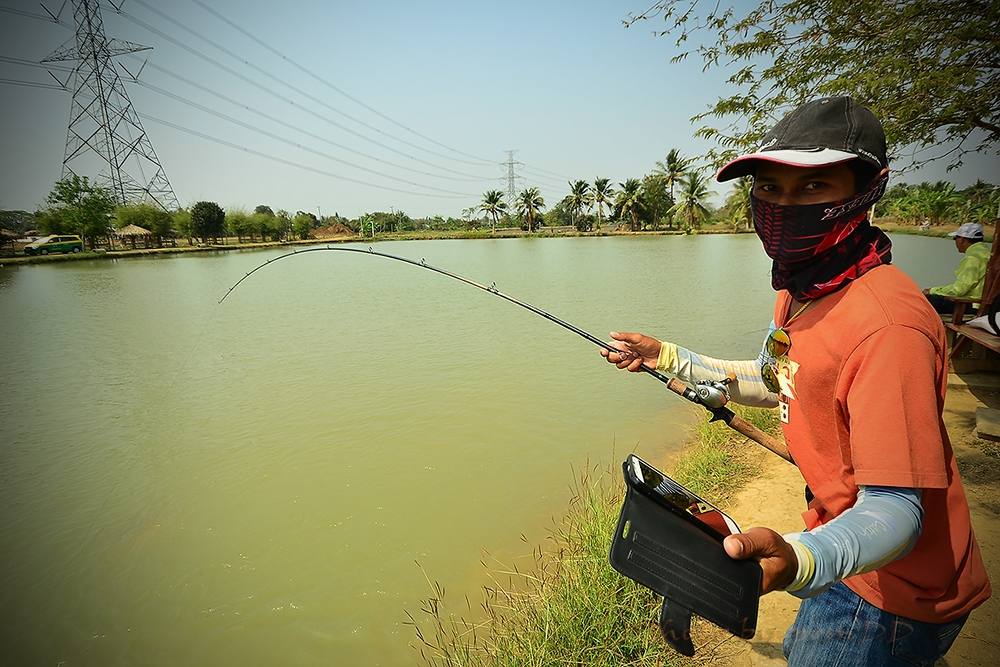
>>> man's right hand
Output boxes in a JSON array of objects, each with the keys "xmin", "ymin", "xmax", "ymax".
[{"xmin": 600, "ymin": 331, "xmax": 662, "ymax": 372}]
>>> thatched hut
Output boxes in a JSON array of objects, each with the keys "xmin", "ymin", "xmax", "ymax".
[
  {"xmin": 0, "ymin": 228, "xmax": 17, "ymax": 256},
  {"xmin": 116, "ymin": 224, "xmax": 154, "ymax": 249}
]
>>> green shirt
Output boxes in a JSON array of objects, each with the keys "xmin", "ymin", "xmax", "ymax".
[{"xmin": 929, "ymin": 241, "xmax": 991, "ymax": 299}]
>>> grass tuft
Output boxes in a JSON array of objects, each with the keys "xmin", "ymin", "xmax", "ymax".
[
  {"xmin": 408, "ymin": 405, "xmax": 783, "ymax": 665},
  {"xmin": 673, "ymin": 407, "xmax": 779, "ymax": 503}
]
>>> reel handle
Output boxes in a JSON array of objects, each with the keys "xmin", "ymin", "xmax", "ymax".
[{"xmin": 665, "ymin": 378, "xmax": 793, "ymax": 465}]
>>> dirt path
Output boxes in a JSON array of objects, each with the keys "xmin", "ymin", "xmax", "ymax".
[{"xmin": 717, "ymin": 385, "xmax": 1000, "ymax": 666}]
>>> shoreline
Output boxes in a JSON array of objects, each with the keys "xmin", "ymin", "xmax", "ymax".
[
  {"xmin": 413, "ymin": 384, "xmax": 1000, "ymax": 665},
  {"xmin": 412, "ymin": 405, "xmax": 779, "ymax": 665},
  {"xmin": 0, "ymin": 228, "xmax": 745, "ymax": 267},
  {"xmin": 0, "ymin": 235, "xmax": 356, "ymax": 267},
  {"xmin": 2, "ymin": 220, "xmax": 968, "ymax": 268},
  {"xmin": 727, "ymin": 381, "xmax": 1000, "ymax": 666}
]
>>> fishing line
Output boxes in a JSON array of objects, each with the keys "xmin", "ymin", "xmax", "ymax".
[
  {"xmin": 219, "ymin": 245, "xmax": 791, "ymax": 462},
  {"xmin": 220, "ymin": 245, "xmax": 661, "ymax": 373}
]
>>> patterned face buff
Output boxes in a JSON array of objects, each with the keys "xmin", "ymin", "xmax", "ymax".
[{"xmin": 751, "ymin": 174, "xmax": 892, "ymax": 300}]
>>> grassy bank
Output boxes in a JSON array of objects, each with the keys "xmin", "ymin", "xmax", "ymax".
[
  {"xmin": 3, "ymin": 220, "xmax": 964, "ymax": 268},
  {"xmin": 411, "ymin": 405, "xmax": 781, "ymax": 666},
  {"xmin": 0, "ymin": 219, "xmax": 968, "ymax": 266},
  {"xmin": 0, "ymin": 236, "xmax": 357, "ymax": 266}
]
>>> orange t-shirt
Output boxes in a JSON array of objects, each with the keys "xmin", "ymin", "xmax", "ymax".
[{"xmin": 773, "ymin": 264, "xmax": 990, "ymax": 622}]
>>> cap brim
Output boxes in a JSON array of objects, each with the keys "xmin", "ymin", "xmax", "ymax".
[{"xmin": 715, "ymin": 148, "xmax": 858, "ymax": 182}]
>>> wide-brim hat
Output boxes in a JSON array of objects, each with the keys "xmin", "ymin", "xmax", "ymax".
[{"xmin": 716, "ymin": 96, "xmax": 887, "ymax": 182}]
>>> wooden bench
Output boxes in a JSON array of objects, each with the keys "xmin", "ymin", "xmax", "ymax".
[
  {"xmin": 946, "ymin": 322, "xmax": 1000, "ymax": 357},
  {"xmin": 943, "ymin": 296, "xmax": 980, "ymax": 323}
]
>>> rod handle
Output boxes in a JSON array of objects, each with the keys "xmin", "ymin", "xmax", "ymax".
[
  {"xmin": 666, "ymin": 377, "xmax": 694, "ymax": 398},
  {"xmin": 665, "ymin": 377, "xmax": 793, "ymax": 464},
  {"xmin": 726, "ymin": 413, "xmax": 793, "ymax": 464}
]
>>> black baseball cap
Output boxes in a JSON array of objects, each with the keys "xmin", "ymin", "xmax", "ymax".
[{"xmin": 715, "ymin": 96, "xmax": 888, "ymax": 182}]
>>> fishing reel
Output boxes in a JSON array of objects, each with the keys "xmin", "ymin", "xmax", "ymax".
[{"xmin": 693, "ymin": 374, "xmax": 735, "ymax": 409}]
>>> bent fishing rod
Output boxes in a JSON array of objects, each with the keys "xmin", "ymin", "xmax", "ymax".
[{"xmin": 220, "ymin": 245, "xmax": 791, "ymax": 463}]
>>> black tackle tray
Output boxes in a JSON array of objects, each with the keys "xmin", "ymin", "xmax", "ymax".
[{"xmin": 609, "ymin": 459, "xmax": 762, "ymax": 656}]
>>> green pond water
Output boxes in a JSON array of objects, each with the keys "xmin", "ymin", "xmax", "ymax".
[{"xmin": 0, "ymin": 234, "xmax": 954, "ymax": 665}]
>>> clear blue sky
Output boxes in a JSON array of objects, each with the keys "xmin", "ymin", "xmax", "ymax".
[{"xmin": 1, "ymin": 0, "xmax": 997, "ymax": 218}]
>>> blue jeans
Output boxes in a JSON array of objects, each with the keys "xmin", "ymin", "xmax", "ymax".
[{"xmin": 782, "ymin": 582, "xmax": 967, "ymax": 666}]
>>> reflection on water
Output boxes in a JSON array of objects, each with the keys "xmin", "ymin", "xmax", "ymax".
[
  {"xmin": 0, "ymin": 263, "xmax": 22, "ymax": 291},
  {"xmin": 0, "ymin": 234, "xmax": 949, "ymax": 665},
  {"xmin": 65, "ymin": 265, "xmax": 125, "ymax": 297}
]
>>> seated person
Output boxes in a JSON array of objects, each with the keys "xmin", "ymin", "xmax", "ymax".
[{"xmin": 924, "ymin": 222, "xmax": 990, "ymax": 314}]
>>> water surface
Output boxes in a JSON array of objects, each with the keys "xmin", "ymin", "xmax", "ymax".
[{"xmin": 0, "ymin": 233, "xmax": 953, "ymax": 665}]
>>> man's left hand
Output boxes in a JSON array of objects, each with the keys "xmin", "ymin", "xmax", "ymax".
[{"xmin": 723, "ymin": 527, "xmax": 798, "ymax": 594}]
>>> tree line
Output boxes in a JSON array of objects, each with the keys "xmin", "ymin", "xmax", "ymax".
[
  {"xmin": 880, "ymin": 181, "xmax": 999, "ymax": 227},
  {"xmin": 14, "ymin": 168, "xmax": 998, "ymax": 254},
  {"xmin": 481, "ymin": 165, "xmax": 999, "ymax": 234},
  {"xmin": 479, "ymin": 149, "xmax": 717, "ymax": 233},
  {"xmin": 28, "ymin": 175, "xmax": 341, "ymax": 249},
  {"xmin": 21, "ymin": 150, "xmax": 721, "ymax": 251}
]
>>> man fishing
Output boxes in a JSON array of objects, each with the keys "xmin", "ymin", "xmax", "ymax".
[{"xmin": 602, "ymin": 97, "xmax": 990, "ymax": 665}]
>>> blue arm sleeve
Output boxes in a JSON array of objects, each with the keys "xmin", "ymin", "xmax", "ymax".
[
  {"xmin": 655, "ymin": 321, "xmax": 780, "ymax": 408},
  {"xmin": 782, "ymin": 486, "xmax": 923, "ymax": 598}
]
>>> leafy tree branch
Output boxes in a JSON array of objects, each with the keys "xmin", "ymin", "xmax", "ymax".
[{"xmin": 625, "ymin": 0, "xmax": 999, "ymax": 171}]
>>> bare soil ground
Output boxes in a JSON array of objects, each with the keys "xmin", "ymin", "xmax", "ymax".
[{"xmin": 713, "ymin": 385, "xmax": 1000, "ymax": 666}]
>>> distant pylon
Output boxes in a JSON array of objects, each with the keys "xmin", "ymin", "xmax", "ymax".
[
  {"xmin": 504, "ymin": 149, "xmax": 523, "ymax": 209},
  {"xmin": 41, "ymin": 0, "xmax": 179, "ymax": 210}
]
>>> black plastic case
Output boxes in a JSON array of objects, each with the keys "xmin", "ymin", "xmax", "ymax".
[{"xmin": 609, "ymin": 459, "xmax": 761, "ymax": 656}]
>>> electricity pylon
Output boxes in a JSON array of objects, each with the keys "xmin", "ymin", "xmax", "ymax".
[
  {"xmin": 42, "ymin": 0, "xmax": 179, "ymax": 210},
  {"xmin": 504, "ymin": 149, "xmax": 524, "ymax": 209}
]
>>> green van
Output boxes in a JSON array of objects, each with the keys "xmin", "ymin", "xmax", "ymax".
[{"xmin": 24, "ymin": 235, "xmax": 85, "ymax": 255}]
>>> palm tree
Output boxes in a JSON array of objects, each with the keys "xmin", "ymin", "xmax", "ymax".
[
  {"xmin": 726, "ymin": 177, "xmax": 752, "ymax": 231},
  {"xmin": 590, "ymin": 178, "xmax": 615, "ymax": 230},
  {"xmin": 565, "ymin": 180, "xmax": 591, "ymax": 230},
  {"xmin": 615, "ymin": 179, "xmax": 644, "ymax": 231},
  {"xmin": 965, "ymin": 181, "xmax": 1000, "ymax": 223},
  {"xmin": 479, "ymin": 190, "xmax": 507, "ymax": 234},
  {"xmin": 517, "ymin": 187, "xmax": 545, "ymax": 232},
  {"xmin": 654, "ymin": 148, "xmax": 690, "ymax": 229},
  {"xmin": 670, "ymin": 171, "xmax": 713, "ymax": 230}
]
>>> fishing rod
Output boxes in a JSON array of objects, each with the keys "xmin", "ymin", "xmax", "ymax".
[{"xmin": 220, "ymin": 245, "xmax": 791, "ymax": 463}]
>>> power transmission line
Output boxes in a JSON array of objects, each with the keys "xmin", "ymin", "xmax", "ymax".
[
  {"xmin": 139, "ymin": 112, "xmax": 470, "ymax": 199},
  {"xmin": 0, "ymin": 5, "xmax": 62, "ymax": 22},
  {"xmin": 519, "ymin": 169, "xmax": 567, "ymax": 187},
  {"xmin": 1, "ymin": 68, "xmax": 480, "ymax": 200},
  {"xmin": 1, "ymin": 16, "xmax": 483, "ymax": 201},
  {"xmin": 521, "ymin": 163, "xmax": 569, "ymax": 180},
  {"xmin": 0, "ymin": 77, "xmax": 66, "ymax": 91},
  {"xmin": 112, "ymin": 7, "xmax": 497, "ymax": 182},
  {"xmin": 189, "ymin": 0, "xmax": 498, "ymax": 167},
  {"xmin": 126, "ymin": 57, "xmax": 484, "ymax": 184},
  {"xmin": 132, "ymin": 78, "xmax": 476, "ymax": 196},
  {"xmin": 126, "ymin": 0, "xmax": 495, "ymax": 169},
  {"xmin": 0, "ymin": 55, "xmax": 70, "ymax": 70},
  {"xmin": 4, "ymin": 1, "xmax": 571, "ymax": 193}
]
